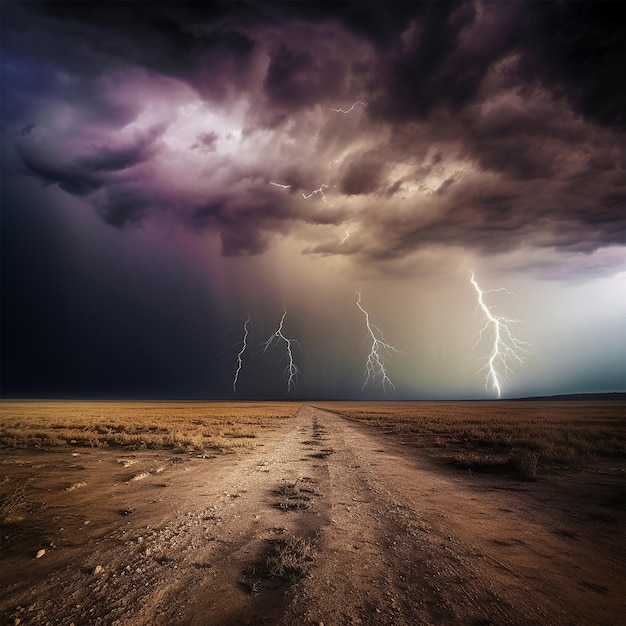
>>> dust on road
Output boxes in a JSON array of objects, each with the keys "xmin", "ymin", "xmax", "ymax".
[{"xmin": 1, "ymin": 405, "xmax": 624, "ymax": 625}]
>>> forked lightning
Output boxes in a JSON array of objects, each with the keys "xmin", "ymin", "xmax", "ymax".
[
  {"xmin": 470, "ymin": 272, "xmax": 530, "ymax": 398},
  {"xmin": 356, "ymin": 292, "xmax": 397, "ymax": 393},
  {"xmin": 302, "ymin": 184, "xmax": 328, "ymax": 203},
  {"xmin": 263, "ymin": 310, "xmax": 301, "ymax": 393}
]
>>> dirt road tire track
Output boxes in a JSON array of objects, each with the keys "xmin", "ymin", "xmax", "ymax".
[
  {"xmin": 1, "ymin": 405, "xmax": 623, "ymax": 625},
  {"xmin": 289, "ymin": 406, "xmax": 624, "ymax": 626}
]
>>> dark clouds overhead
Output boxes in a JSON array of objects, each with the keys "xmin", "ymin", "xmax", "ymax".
[
  {"xmin": 517, "ymin": 1, "xmax": 626, "ymax": 128},
  {"xmin": 2, "ymin": 0, "xmax": 623, "ymax": 261},
  {"xmin": 1, "ymin": 0, "xmax": 624, "ymax": 400}
]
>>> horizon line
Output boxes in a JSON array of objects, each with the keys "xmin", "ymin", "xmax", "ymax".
[{"xmin": 2, "ymin": 392, "xmax": 624, "ymax": 403}]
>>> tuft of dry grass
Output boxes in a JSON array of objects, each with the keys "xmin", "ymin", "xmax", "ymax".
[
  {"xmin": 0, "ymin": 401, "xmax": 301, "ymax": 453},
  {"xmin": 264, "ymin": 535, "xmax": 314, "ymax": 580},
  {"xmin": 273, "ymin": 480, "xmax": 317, "ymax": 511},
  {"xmin": 241, "ymin": 532, "xmax": 315, "ymax": 595},
  {"xmin": 510, "ymin": 448, "xmax": 540, "ymax": 480},
  {"xmin": 0, "ymin": 484, "xmax": 26, "ymax": 521}
]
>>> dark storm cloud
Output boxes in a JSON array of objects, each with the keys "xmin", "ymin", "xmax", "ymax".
[
  {"xmin": 311, "ymin": 100, "xmax": 623, "ymax": 264},
  {"xmin": 18, "ymin": 125, "xmax": 163, "ymax": 198},
  {"xmin": 28, "ymin": 1, "xmax": 256, "ymax": 92},
  {"xmin": 20, "ymin": 151, "xmax": 103, "ymax": 197},
  {"xmin": 264, "ymin": 44, "xmax": 346, "ymax": 110},
  {"xmin": 367, "ymin": 1, "xmax": 624, "ymax": 129},
  {"xmin": 237, "ymin": 1, "xmax": 426, "ymax": 48},
  {"xmin": 0, "ymin": 2, "xmax": 447, "ymax": 115},
  {"xmin": 79, "ymin": 130, "xmax": 161, "ymax": 173},
  {"xmin": 353, "ymin": 162, "xmax": 625, "ymax": 264},
  {"xmin": 2, "ymin": 0, "xmax": 624, "ymax": 263},
  {"xmin": 517, "ymin": 1, "xmax": 626, "ymax": 128},
  {"xmin": 340, "ymin": 157, "xmax": 387, "ymax": 196},
  {"xmin": 192, "ymin": 202, "xmax": 272, "ymax": 257},
  {"xmin": 190, "ymin": 190, "xmax": 297, "ymax": 256},
  {"xmin": 95, "ymin": 189, "xmax": 151, "ymax": 228},
  {"xmin": 369, "ymin": 2, "xmax": 489, "ymax": 121},
  {"xmin": 460, "ymin": 97, "xmax": 576, "ymax": 181},
  {"xmin": 5, "ymin": 1, "xmax": 623, "ymax": 122}
]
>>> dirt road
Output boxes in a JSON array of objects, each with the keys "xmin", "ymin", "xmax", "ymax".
[{"xmin": 1, "ymin": 405, "xmax": 624, "ymax": 625}]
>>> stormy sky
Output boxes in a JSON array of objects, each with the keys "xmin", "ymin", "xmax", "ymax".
[{"xmin": 1, "ymin": 0, "xmax": 624, "ymax": 399}]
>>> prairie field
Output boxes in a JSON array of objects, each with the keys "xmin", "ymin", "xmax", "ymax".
[
  {"xmin": 0, "ymin": 400, "xmax": 624, "ymax": 626},
  {"xmin": 317, "ymin": 400, "xmax": 626, "ymax": 479},
  {"xmin": 0, "ymin": 400, "xmax": 302, "ymax": 453}
]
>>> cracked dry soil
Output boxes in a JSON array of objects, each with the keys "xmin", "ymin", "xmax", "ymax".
[{"xmin": 1, "ymin": 405, "xmax": 624, "ymax": 625}]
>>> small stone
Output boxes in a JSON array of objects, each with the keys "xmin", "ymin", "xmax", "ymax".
[
  {"xmin": 93, "ymin": 565, "xmax": 103, "ymax": 575},
  {"xmin": 35, "ymin": 549, "xmax": 46, "ymax": 559},
  {"xmin": 14, "ymin": 618, "xmax": 21, "ymax": 625}
]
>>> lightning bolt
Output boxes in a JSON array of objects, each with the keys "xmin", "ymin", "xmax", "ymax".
[
  {"xmin": 341, "ymin": 230, "xmax": 350, "ymax": 244},
  {"xmin": 329, "ymin": 101, "xmax": 367, "ymax": 114},
  {"xmin": 263, "ymin": 310, "xmax": 301, "ymax": 393},
  {"xmin": 269, "ymin": 181, "xmax": 291, "ymax": 189},
  {"xmin": 470, "ymin": 272, "xmax": 530, "ymax": 398},
  {"xmin": 302, "ymin": 184, "xmax": 328, "ymax": 203},
  {"xmin": 356, "ymin": 292, "xmax": 397, "ymax": 393},
  {"xmin": 233, "ymin": 314, "xmax": 251, "ymax": 392}
]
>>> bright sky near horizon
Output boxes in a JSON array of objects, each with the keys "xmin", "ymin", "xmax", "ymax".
[{"xmin": 1, "ymin": 1, "xmax": 624, "ymax": 399}]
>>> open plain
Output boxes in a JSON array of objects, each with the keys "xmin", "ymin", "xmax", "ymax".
[{"xmin": 1, "ymin": 400, "xmax": 624, "ymax": 625}]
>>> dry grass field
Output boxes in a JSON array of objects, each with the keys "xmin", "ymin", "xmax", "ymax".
[
  {"xmin": 317, "ymin": 400, "xmax": 626, "ymax": 479},
  {"xmin": 0, "ymin": 400, "xmax": 302, "ymax": 453}
]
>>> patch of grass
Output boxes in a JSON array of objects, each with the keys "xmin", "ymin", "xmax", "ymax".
[
  {"xmin": 452, "ymin": 451, "xmax": 510, "ymax": 472},
  {"xmin": 242, "ymin": 533, "xmax": 315, "ymax": 592},
  {"xmin": 264, "ymin": 535, "xmax": 314, "ymax": 580},
  {"xmin": 0, "ymin": 484, "xmax": 26, "ymax": 521},
  {"xmin": 453, "ymin": 448, "xmax": 540, "ymax": 480},
  {"xmin": 510, "ymin": 448, "xmax": 539, "ymax": 480},
  {"xmin": 273, "ymin": 480, "xmax": 316, "ymax": 511}
]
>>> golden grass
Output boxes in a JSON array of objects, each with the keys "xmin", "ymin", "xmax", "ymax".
[
  {"xmin": 0, "ymin": 401, "xmax": 302, "ymax": 453},
  {"xmin": 318, "ymin": 401, "xmax": 625, "ymax": 477}
]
